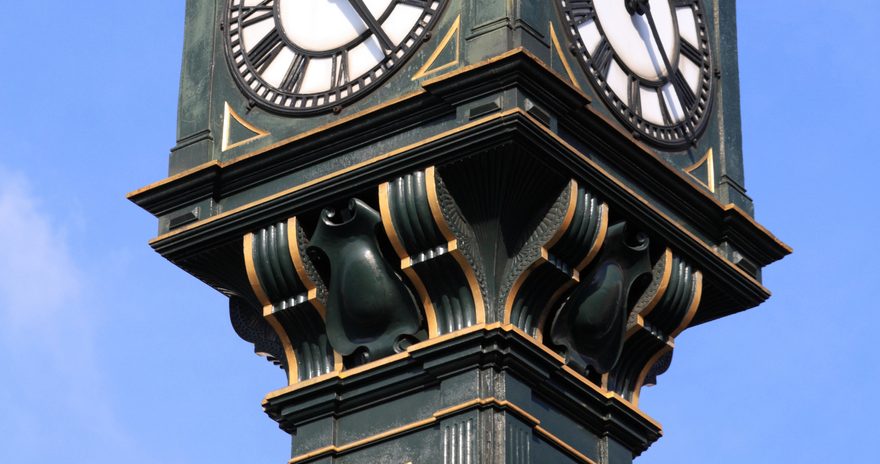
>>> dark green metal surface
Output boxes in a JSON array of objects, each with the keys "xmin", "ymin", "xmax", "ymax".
[{"xmin": 130, "ymin": 1, "xmax": 790, "ymax": 462}]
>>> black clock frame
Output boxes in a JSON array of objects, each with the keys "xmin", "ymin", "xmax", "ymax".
[
  {"xmin": 560, "ymin": 0, "xmax": 714, "ymax": 150},
  {"xmin": 224, "ymin": 0, "xmax": 446, "ymax": 115}
]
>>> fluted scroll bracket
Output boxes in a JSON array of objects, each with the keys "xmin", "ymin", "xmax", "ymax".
[
  {"xmin": 501, "ymin": 180, "xmax": 609, "ymax": 339},
  {"xmin": 229, "ymin": 295, "xmax": 284, "ymax": 366},
  {"xmin": 244, "ymin": 218, "xmax": 340, "ymax": 385},
  {"xmin": 607, "ymin": 249, "xmax": 702, "ymax": 404},
  {"xmin": 379, "ymin": 167, "xmax": 487, "ymax": 337}
]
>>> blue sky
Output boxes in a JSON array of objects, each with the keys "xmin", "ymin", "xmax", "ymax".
[{"xmin": 0, "ymin": 1, "xmax": 876, "ymax": 463}]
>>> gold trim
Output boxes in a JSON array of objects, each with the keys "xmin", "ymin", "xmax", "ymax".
[
  {"xmin": 412, "ymin": 15, "xmax": 461, "ymax": 80},
  {"xmin": 243, "ymin": 233, "xmax": 271, "ymax": 307},
  {"xmin": 503, "ymin": 181, "xmax": 578, "ymax": 329},
  {"xmin": 262, "ymin": 323, "xmax": 664, "ymax": 429},
  {"xmin": 403, "ymin": 265, "xmax": 440, "ymax": 337},
  {"xmin": 288, "ymin": 397, "xmax": 598, "ymax": 464},
  {"xmin": 286, "ymin": 217, "xmax": 343, "ymax": 373},
  {"xmin": 631, "ymin": 341, "xmax": 674, "ymax": 406},
  {"xmin": 133, "ymin": 49, "xmax": 787, "ymax": 261},
  {"xmin": 549, "ymin": 22, "xmax": 582, "ymax": 91},
  {"xmin": 503, "ymin": 258, "xmax": 548, "ymax": 326},
  {"xmin": 723, "ymin": 203, "xmax": 793, "ymax": 254},
  {"xmin": 149, "ymin": 110, "xmax": 517, "ymax": 246},
  {"xmin": 378, "ymin": 181, "xmax": 440, "ymax": 337},
  {"xmin": 244, "ymin": 233, "xmax": 297, "ymax": 384},
  {"xmin": 683, "ymin": 148, "xmax": 715, "ymax": 193},
  {"xmin": 424, "ymin": 167, "xmax": 455, "ymax": 241},
  {"xmin": 512, "ymin": 110, "xmax": 773, "ymax": 293},
  {"xmin": 672, "ymin": 270, "xmax": 702, "ymax": 338},
  {"xmin": 546, "ymin": 180, "xmax": 579, "ymax": 249},
  {"xmin": 151, "ymin": 109, "xmax": 771, "ymax": 309},
  {"xmin": 230, "ymin": 89, "xmax": 426, "ymax": 167},
  {"xmin": 378, "ymin": 182, "xmax": 410, "ymax": 258},
  {"xmin": 222, "ymin": 102, "xmax": 269, "ymax": 152},
  {"xmin": 287, "ymin": 217, "xmax": 324, "ymax": 318},
  {"xmin": 421, "ymin": 47, "xmax": 590, "ymax": 102},
  {"xmin": 425, "ymin": 166, "xmax": 486, "ymax": 325},
  {"xmin": 575, "ymin": 203, "xmax": 609, "ymax": 272},
  {"xmin": 264, "ymin": 307, "xmax": 298, "ymax": 385},
  {"xmin": 535, "ymin": 425, "xmax": 598, "ymax": 464},
  {"xmin": 636, "ymin": 249, "xmax": 674, "ymax": 321},
  {"xmin": 126, "ymin": 160, "xmax": 220, "ymax": 199},
  {"xmin": 129, "ymin": 49, "xmax": 583, "ymax": 201}
]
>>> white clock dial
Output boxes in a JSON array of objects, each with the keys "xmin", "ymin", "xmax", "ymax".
[
  {"xmin": 226, "ymin": 0, "xmax": 444, "ymax": 114},
  {"xmin": 561, "ymin": 0, "xmax": 714, "ymax": 149}
]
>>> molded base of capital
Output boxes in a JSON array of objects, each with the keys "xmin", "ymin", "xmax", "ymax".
[{"xmin": 263, "ymin": 325, "xmax": 660, "ymax": 464}]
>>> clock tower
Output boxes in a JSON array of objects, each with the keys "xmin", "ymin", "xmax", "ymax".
[{"xmin": 130, "ymin": 1, "xmax": 789, "ymax": 462}]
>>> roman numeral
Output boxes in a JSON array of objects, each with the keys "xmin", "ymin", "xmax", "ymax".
[
  {"xmin": 591, "ymin": 38, "xmax": 613, "ymax": 78},
  {"xmin": 671, "ymin": 69, "xmax": 697, "ymax": 109},
  {"xmin": 628, "ymin": 76, "xmax": 641, "ymax": 115},
  {"xmin": 280, "ymin": 54, "xmax": 308, "ymax": 92},
  {"xmin": 238, "ymin": 0, "xmax": 274, "ymax": 27},
  {"xmin": 679, "ymin": 39, "xmax": 702, "ymax": 64},
  {"xmin": 247, "ymin": 28, "xmax": 284, "ymax": 73},
  {"xmin": 330, "ymin": 50, "xmax": 350, "ymax": 89},
  {"xmin": 347, "ymin": 0, "xmax": 394, "ymax": 50},
  {"xmin": 567, "ymin": 1, "xmax": 595, "ymax": 25}
]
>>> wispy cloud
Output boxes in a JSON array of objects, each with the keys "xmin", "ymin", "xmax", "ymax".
[
  {"xmin": 0, "ymin": 166, "xmax": 148, "ymax": 462},
  {"xmin": 0, "ymin": 167, "xmax": 81, "ymax": 330}
]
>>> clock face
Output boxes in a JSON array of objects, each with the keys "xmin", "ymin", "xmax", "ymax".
[
  {"xmin": 560, "ymin": 0, "xmax": 714, "ymax": 149},
  {"xmin": 225, "ymin": 0, "xmax": 445, "ymax": 115}
]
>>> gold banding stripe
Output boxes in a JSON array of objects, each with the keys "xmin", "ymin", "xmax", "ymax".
[
  {"xmin": 287, "ymin": 217, "xmax": 324, "ymax": 319},
  {"xmin": 503, "ymin": 181, "xmax": 578, "ymax": 327},
  {"xmin": 411, "ymin": 15, "xmax": 461, "ymax": 80},
  {"xmin": 378, "ymin": 180, "xmax": 440, "ymax": 337},
  {"xmin": 535, "ymin": 425, "xmax": 598, "ymax": 464},
  {"xmin": 504, "ymin": 180, "xmax": 609, "ymax": 341},
  {"xmin": 503, "ymin": 259, "xmax": 549, "ymax": 326},
  {"xmin": 222, "ymin": 102, "xmax": 269, "ymax": 152},
  {"xmin": 549, "ymin": 22, "xmax": 583, "ymax": 91},
  {"xmin": 635, "ymin": 249, "xmax": 674, "ymax": 322},
  {"xmin": 672, "ymin": 271, "xmax": 703, "ymax": 338},
  {"xmin": 243, "ymin": 233, "xmax": 271, "ymax": 308},
  {"xmin": 425, "ymin": 166, "xmax": 486, "ymax": 325},
  {"xmin": 288, "ymin": 397, "xmax": 597, "ymax": 464},
  {"xmin": 631, "ymin": 341, "xmax": 674, "ymax": 406},
  {"xmin": 243, "ymin": 232, "xmax": 298, "ymax": 384},
  {"xmin": 546, "ymin": 180, "xmax": 579, "ymax": 250},
  {"xmin": 575, "ymin": 203, "xmax": 609, "ymax": 272},
  {"xmin": 146, "ymin": 108, "xmax": 778, "ymax": 301},
  {"xmin": 684, "ymin": 148, "xmax": 716, "ymax": 193},
  {"xmin": 380, "ymin": 167, "xmax": 485, "ymax": 337},
  {"xmin": 263, "ymin": 322, "xmax": 662, "ymax": 430}
]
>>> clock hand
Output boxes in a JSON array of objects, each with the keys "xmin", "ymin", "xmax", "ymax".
[
  {"xmin": 641, "ymin": 3, "xmax": 697, "ymax": 112},
  {"xmin": 640, "ymin": 5, "xmax": 674, "ymax": 83},
  {"xmin": 346, "ymin": 0, "xmax": 394, "ymax": 51}
]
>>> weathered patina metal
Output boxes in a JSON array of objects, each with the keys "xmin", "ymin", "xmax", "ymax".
[{"xmin": 130, "ymin": 1, "xmax": 789, "ymax": 462}]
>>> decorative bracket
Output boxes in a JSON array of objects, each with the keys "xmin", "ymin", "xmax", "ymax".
[
  {"xmin": 608, "ymin": 250, "xmax": 702, "ymax": 403},
  {"xmin": 379, "ymin": 167, "xmax": 487, "ymax": 337},
  {"xmin": 502, "ymin": 180, "xmax": 609, "ymax": 339},
  {"xmin": 243, "ymin": 218, "xmax": 341, "ymax": 384}
]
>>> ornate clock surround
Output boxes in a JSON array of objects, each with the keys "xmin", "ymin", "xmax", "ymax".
[
  {"xmin": 560, "ymin": 0, "xmax": 715, "ymax": 149},
  {"xmin": 224, "ymin": 0, "xmax": 447, "ymax": 115}
]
